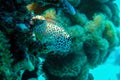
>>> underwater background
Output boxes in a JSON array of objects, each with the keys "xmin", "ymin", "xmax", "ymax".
[{"xmin": 0, "ymin": 0, "xmax": 120, "ymax": 80}]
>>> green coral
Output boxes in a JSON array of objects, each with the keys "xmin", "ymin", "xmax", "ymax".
[
  {"xmin": 43, "ymin": 51, "xmax": 87, "ymax": 79},
  {"xmin": 71, "ymin": 11, "xmax": 88, "ymax": 26},
  {"xmin": 103, "ymin": 20, "xmax": 119, "ymax": 47},
  {"xmin": 0, "ymin": 31, "xmax": 13, "ymax": 79},
  {"xmin": 83, "ymin": 13, "xmax": 119, "ymax": 67},
  {"xmin": 68, "ymin": 0, "xmax": 81, "ymax": 7}
]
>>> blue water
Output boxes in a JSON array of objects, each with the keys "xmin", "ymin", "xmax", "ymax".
[
  {"xmin": 115, "ymin": 0, "xmax": 120, "ymax": 16},
  {"xmin": 90, "ymin": 46, "xmax": 120, "ymax": 80}
]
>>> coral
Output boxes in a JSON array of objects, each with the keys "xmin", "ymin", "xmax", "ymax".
[
  {"xmin": 43, "ymin": 52, "xmax": 87, "ymax": 79},
  {"xmin": 42, "ymin": 8, "xmax": 57, "ymax": 20},
  {"xmin": 41, "ymin": 8, "xmax": 72, "ymax": 29},
  {"xmin": 67, "ymin": 25, "xmax": 84, "ymax": 38},
  {"xmin": 77, "ymin": 0, "xmax": 120, "ymax": 27},
  {"xmin": 75, "ymin": 64, "xmax": 90, "ymax": 80},
  {"xmin": 61, "ymin": 0, "xmax": 76, "ymax": 15},
  {"xmin": 85, "ymin": 13, "xmax": 106, "ymax": 35},
  {"xmin": 95, "ymin": 0, "xmax": 109, "ymax": 3},
  {"xmin": 88, "ymin": 73, "xmax": 94, "ymax": 80},
  {"xmin": 16, "ymin": 23, "xmax": 29, "ymax": 32},
  {"xmin": 36, "ymin": 0, "xmax": 76, "ymax": 15},
  {"xmin": 26, "ymin": 3, "xmax": 46, "ymax": 14},
  {"xmin": 100, "ymin": 4, "xmax": 112, "ymax": 18},
  {"xmin": 67, "ymin": 25, "xmax": 86, "ymax": 51},
  {"xmin": 13, "ymin": 55, "xmax": 35, "ymax": 74},
  {"xmin": 68, "ymin": 0, "xmax": 81, "ymax": 7},
  {"xmin": 71, "ymin": 11, "xmax": 88, "ymax": 26},
  {"xmin": 83, "ymin": 13, "xmax": 118, "ymax": 67},
  {"xmin": 107, "ymin": 2, "xmax": 120, "ymax": 26},
  {"xmin": 83, "ymin": 35, "xmax": 109, "ymax": 66},
  {"xmin": 103, "ymin": 20, "xmax": 119, "ymax": 47},
  {"xmin": 0, "ymin": 31, "xmax": 13, "ymax": 80}
]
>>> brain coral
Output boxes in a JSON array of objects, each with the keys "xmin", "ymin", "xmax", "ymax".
[
  {"xmin": 83, "ymin": 35, "xmax": 109, "ymax": 66},
  {"xmin": 83, "ymin": 13, "xmax": 119, "ymax": 67},
  {"xmin": 103, "ymin": 20, "xmax": 119, "ymax": 47},
  {"xmin": 77, "ymin": 0, "xmax": 120, "ymax": 26},
  {"xmin": 43, "ymin": 51, "xmax": 87, "ymax": 79}
]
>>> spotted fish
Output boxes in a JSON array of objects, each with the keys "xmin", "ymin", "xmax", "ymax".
[{"xmin": 32, "ymin": 15, "xmax": 71, "ymax": 52}]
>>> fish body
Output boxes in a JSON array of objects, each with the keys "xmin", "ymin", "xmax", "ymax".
[{"xmin": 32, "ymin": 16, "xmax": 71, "ymax": 52}]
